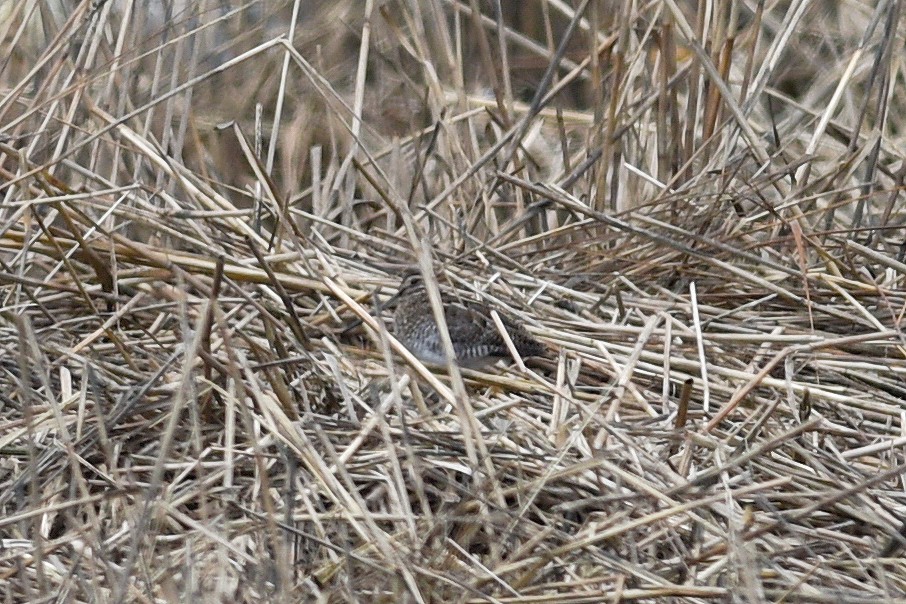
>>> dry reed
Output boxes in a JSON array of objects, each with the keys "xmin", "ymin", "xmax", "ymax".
[{"xmin": 1, "ymin": 1, "xmax": 906, "ymax": 602}]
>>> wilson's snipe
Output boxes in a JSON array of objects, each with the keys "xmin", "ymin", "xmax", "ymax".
[{"xmin": 392, "ymin": 273, "xmax": 545, "ymax": 366}]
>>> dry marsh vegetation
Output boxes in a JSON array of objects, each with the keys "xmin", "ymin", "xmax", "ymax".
[{"xmin": 1, "ymin": 0, "xmax": 906, "ymax": 602}]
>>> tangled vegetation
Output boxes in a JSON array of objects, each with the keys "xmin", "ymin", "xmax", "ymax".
[{"xmin": 1, "ymin": 1, "xmax": 905, "ymax": 601}]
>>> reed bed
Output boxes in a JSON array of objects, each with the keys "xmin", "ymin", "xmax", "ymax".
[{"xmin": 1, "ymin": 1, "xmax": 905, "ymax": 601}]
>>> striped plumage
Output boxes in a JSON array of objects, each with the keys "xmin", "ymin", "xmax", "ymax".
[{"xmin": 392, "ymin": 274, "xmax": 545, "ymax": 366}]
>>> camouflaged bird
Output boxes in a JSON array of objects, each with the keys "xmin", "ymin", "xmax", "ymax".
[{"xmin": 392, "ymin": 273, "xmax": 545, "ymax": 366}]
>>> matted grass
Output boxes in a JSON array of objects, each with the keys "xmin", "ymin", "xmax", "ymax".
[{"xmin": 2, "ymin": 1, "xmax": 906, "ymax": 602}]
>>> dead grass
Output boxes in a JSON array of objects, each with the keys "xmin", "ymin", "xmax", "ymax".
[{"xmin": 1, "ymin": 0, "xmax": 906, "ymax": 602}]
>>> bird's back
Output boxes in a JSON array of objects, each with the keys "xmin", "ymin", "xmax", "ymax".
[{"xmin": 393, "ymin": 283, "xmax": 544, "ymax": 366}]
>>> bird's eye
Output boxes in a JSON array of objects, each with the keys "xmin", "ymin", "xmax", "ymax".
[{"xmin": 401, "ymin": 272, "xmax": 422, "ymax": 288}]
